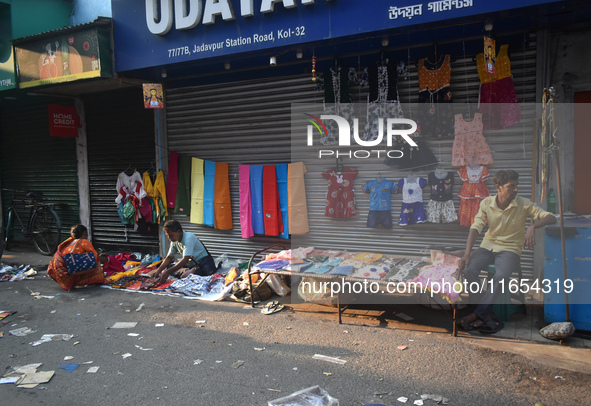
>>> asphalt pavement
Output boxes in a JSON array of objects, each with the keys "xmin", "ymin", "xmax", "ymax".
[{"xmin": 1, "ymin": 243, "xmax": 591, "ymax": 406}]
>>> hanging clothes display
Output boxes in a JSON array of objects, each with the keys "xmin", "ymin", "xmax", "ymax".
[
  {"xmin": 458, "ymin": 165, "xmax": 490, "ymax": 227},
  {"xmin": 203, "ymin": 160, "xmax": 216, "ymax": 227},
  {"xmin": 362, "ymin": 178, "xmax": 396, "ymax": 228},
  {"xmin": 213, "ymin": 162, "xmax": 232, "ymax": 230},
  {"xmin": 288, "ymin": 162, "xmax": 310, "ymax": 235},
  {"xmin": 262, "ymin": 165, "xmax": 283, "ymax": 236},
  {"xmin": 250, "ymin": 165, "xmax": 265, "ymax": 235},
  {"xmin": 397, "ymin": 177, "xmax": 427, "ymax": 226},
  {"xmin": 451, "ymin": 112, "xmax": 494, "ymax": 167},
  {"xmin": 363, "ymin": 57, "xmax": 404, "ymax": 141},
  {"xmin": 417, "ymin": 54, "xmax": 454, "ymax": 138},
  {"xmin": 143, "ymin": 170, "xmax": 168, "ymax": 224},
  {"xmin": 477, "ymin": 44, "xmax": 521, "ymax": 130},
  {"xmin": 238, "ymin": 165, "xmax": 254, "ymax": 238},
  {"xmin": 427, "ymin": 170, "xmax": 457, "ymax": 223},
  {"xmin": 322, "ymin": 167, "xmax": 358, "ymax": 218},
  {"xmin": 190, "ymin": 158, "xmax": 205, "ymax": 224},
  {"xmin": 174, "ymin": 154, "xmax": 192, "ymax": 215},
  {"xmin": 322, "ymin": 63, "xmax": 355, "ymax": 145},
  {"xmin": 166, "ymin": 151, "xmax": 180, "ymax": 208},
  {"xmin": 276, "ymin": 164, "xmax": 289, "ymax": 239}
]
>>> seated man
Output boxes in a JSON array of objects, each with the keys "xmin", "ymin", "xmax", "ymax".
[
  {"xmin": 458, "ymin": 170, "xmax": 556, "ymax": 333},
  {"xmin": 148, "ymin": 220, "xmax": 218, "ymax": 284}
]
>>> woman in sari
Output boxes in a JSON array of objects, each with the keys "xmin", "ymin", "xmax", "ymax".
[{"xmin": 47, "ymin": 224, "xmax": 104, "ymax": 291}]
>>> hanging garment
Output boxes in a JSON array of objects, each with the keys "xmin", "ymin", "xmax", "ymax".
[
  {"xmin": 427, "ymin": 171, "xmax": 457, "ymax": 223},
  {"xmin": 362, "ymin": 178, "xmax": 396, "ymax": 228},
  {"xmin": 203, "ymin": 160, "xmax": 216, "ymax": 227},
  {"xmin": 239, "ymin": 165, "xmax": 254, "ymax": 238},
  {"xmin": 115, "ymin": 171, "xmax": 133, "ymax": 207},
  {"xmin": 276, "ymin": 164, "xmax": 289, "ymax": 239},
  {"xmin": 458, "ymin": 165, "xmax": 490, "ymax": 227},
  {"xmin": 190, "ymin": 158, "xmax": 204, "ymax": 224},
  {"xmin": 397, "ymin": 177, "xmax": 427, "ymax": 225},
  {"xmin": 262, "ymin": 165, "xmax": 283, "ymax": 236},
  {"xmin": 214, "ymin": 162, "xmax": 233, "ymax": 230},
  {"xmin": 322, "ymin": 167, "xmax": 358, "ymax": 218},
  {"xmin": 166, "ymin": 151, "xmax": 180, "ymax": 208},
  {"xmin": 174, "ymin": 155, "xmax": 192, "ymax": 215},
  {"xmin": 288, "ymin": 162, "xmax": 310, "ymax": 234},
  {"xmin": 153, "ymin": 170, "xmax": 168, "ymax": 221},
  {"xmin": 322, "ymin": 64, "xmax": 355, "ymax": 145},
  {"xmin": 417, "ymin": 54, "xmax": 454, "ymax": 138},
  {"xmin": 477, "ymin": 44, "xmax": 521, "ymax": 130},
  {"xmin": 451, "ymin": 113, "xmax": 494, "ymax": 167},
  {"xmin": 141, "ymin": 172, "xmax": 155, "ymax": 222},
  {"xmin": 250, "ymin": 165, "xmax": 265, "ymax": 235}
]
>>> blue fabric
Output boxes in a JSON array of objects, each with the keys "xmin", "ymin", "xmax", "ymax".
[
  {"xmin": 275, "ymin": 164, "xmax": 289, "ymax": 239},
  {"xmin": 203, "ymin": 160, "xmax": 216, "ymax": 227},
  {"xmin": 398, "ymin": 202, "xmax": 427, "ymax": 226},
  {"xmin": 250, "ymin": 165, "xmax": 265, "ymax": 235},
  {"xmin": 362, "ymin": 178, "xmax": 396, "ymax": 211}
]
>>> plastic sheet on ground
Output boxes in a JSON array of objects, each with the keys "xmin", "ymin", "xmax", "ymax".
[{"xmin": 268, "ymin": 385, "xmax": 339, "ymax": 406}]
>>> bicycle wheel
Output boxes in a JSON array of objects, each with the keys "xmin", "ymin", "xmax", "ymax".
[{"xmin": 31, "ymin": 208, "xmax": 61, "ymax": 255}]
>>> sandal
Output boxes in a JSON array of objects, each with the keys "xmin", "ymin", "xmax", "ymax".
[
  {"xmin": 261, "ymin": 301, "xmax": 284, "ymax": 315},
  {"xmin": 479, "ymin": 320, "xmax": 504, "ymax": 334}
]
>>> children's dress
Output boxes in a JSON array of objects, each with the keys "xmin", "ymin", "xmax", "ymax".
[
  {"xmin": 458, "ymin": 165, "xmax": 490, "ymax": 226},
  {"xmin": 397, "ymin": 177, "xmax": 427, "ymax": 226},
  {"xmin": 417, "ymin": 54, "xmax": 454, "ymax": 138},
  {"xmin": 427, "ymin": 171, "xmax": 457, "ymax": 223},
  {"xmin": 452, "ymin": 113, "xmax": 493, "ymax": 167},
  {"xmin": 322, "ymin": 167, "xmax": 358, "ymax": 218},
  {"xmin": 362, "ymin": 178, "xmax": 396, "ymax": 228}
]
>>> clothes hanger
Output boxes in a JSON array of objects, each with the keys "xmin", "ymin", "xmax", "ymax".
[{"xmin": 124, "ymin": 164, "xmax": 133, "ymax": 175}]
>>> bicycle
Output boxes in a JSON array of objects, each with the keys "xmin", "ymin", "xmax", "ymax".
[{"xmin": 0, "ymin": 188, "xmax": 62, "ymax": 259}]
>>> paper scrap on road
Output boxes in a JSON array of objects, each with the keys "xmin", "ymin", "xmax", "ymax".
[
  {"xmin": 312, "ymin": 354, "xmax": 347, "ymax": 365},
  {"xmin": 135, "ymin": 303, "xmax": 145, "ymax": 312},
  {"xmin": 31, "ymin": 334, "xmax": 74, "ymax": 347},
  {"xmin": 421, "ymin": 394, "xmax": 449, "ymax": 404},
  {"xmin": 122, "ymin": 353, "xmax": 132, "ymax": 359},
  {"xmin": 414, "ymin": 400, "xmax": 423, "ymax": 406},
  {"xmin": 63, "ymin": 356, "xmax": 74, "ymax": 361},
  {"xmin": 18, "ymin": 371, "xmax": 54, "ymax": 387},
  {"xmin": 87, "ymin": 366, "xmax": 100, "ymax": 373},
  {"xmin": 134, "ymin": 345, "xmax": 153, "ymax": 351},
  {"xmin": 9, "ymin": 327, "xmax": 36, "ymax": 337},
  {"xmin": 128, "ymin": 333, "xmax": 139, "ymax": 337},
  {"xmin": 194, "ymin": 360, "xmax": 203, "ymax": 365},
  {"xmin": 232, "ymin": 360, "xmax": 245, "ymax": 368},
  {"xmin": 253, "ymin": 347, "xmax": 265, "ymax": 351},
  {"xmin": 195, "ymin": 320, "xmax": 206, "ymax": 324},
  {"xmin": 0, "ymin": 376, "xmax": 21, "ymax": 384},
  {"xmin": 397, "ymin": 397, "xmax": 408, "ymax": 403},
  {"xmin": 110, "ymin": 322, "xmax": 138, "ymax": 329},
  {"xmin": 397, "ymin": 345, "xmax": 408, "ymax": 351},
  {"xmin": 155, "ymin": 323, "xmax": 164, "ymax": 327}
]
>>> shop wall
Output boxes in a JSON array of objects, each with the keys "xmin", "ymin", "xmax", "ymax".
[
  {"xmin": 84, "ymin": 87, "xmax": 159, "ymax": 254},
  {"xmin": 165, "ymin": 33, "xmax": 540, "ymax": 278},
  {"xmin": 0, "ymin": 99, "xmax": 80, "ymax": 242}
]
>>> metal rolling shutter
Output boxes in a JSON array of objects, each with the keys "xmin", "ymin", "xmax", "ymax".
[
  {"xmin": 0, "ymin": 100, "xmax": 79, "ymax": 243},
  {"xmin": 84, "ymin": 87, "xmax": 159, "ymax": 253},
  {"xmin": 165, "ymin": 34, "xmax": 538, "ymax": 278}
]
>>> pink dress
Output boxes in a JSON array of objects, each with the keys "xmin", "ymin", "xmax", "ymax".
[
  {"xmin": 238, "ymin": 165, "xmax": 254, "ymax": 238},
  {"xmin": 452, "ymin": 113, "xmax": 494, "ymax": 167}
]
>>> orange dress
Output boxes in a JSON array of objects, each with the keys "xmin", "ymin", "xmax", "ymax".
[
  {"xmin": 47, "ymin": 237, "xmax": 104, "ymax": 291},
  {"xmin": 458, "ymin": 165, "xmax": 490, "ymax": 227}
]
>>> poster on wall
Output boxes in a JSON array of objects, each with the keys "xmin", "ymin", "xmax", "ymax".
[
  {"xmin": 143, "ymin": 83, "xmax": 164, "ymax": 109},
  {"xmin": 484, "ymin": 36, "xmax": 496, "ymax": 74},
  {"xmin": 15, "ymin": 28, "xmax": 113, "ymax": 89},
  {"xmin": 48, "ymin": 104, "xmax": 79, "ymax": 138}
]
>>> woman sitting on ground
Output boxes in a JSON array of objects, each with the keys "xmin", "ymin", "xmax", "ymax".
[{"xmin": 47, "ymin": 224, "xmax": 105, "ymax": 291}]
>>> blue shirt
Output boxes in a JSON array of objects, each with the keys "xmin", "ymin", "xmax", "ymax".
[
  {"xmin": 167, "ymin": 232, "xmax": 208, "ymax": 261},
  {"xmin": 363, "ymin": 178, "xmax": 396, "ymax": 211}
]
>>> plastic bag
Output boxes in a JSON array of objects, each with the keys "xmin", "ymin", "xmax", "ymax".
[
  {"xmin": 214, "ymin": 253, "xmax": 228, "ymax": 269},
  {"xmin": 266, "ymin": 274, "xmax": 291, "ymax": 297},
  {"xmin": 268, "ymin": 386, "xmax": 339, "ymax": 406}
]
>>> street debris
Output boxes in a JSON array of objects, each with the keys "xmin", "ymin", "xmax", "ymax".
[
  {"xmin": 57, "ymin": 363, "xmax": 79, "ymax": 373},
  {"xmin": 122, "ymin": 353, "xmax": 132, "ymax": 359},
  {"xmin": 322, "ymin": 372, "xmax": 332, "ymax": 376},
  {"xmin": 193, "ymin": 360, "xmax": 203, "ymax": 365},
  {"xmin": 109, "ymin": 322, "xmax": 138, "ymax": 329},
  {"xmin": 134, "ymin": 345, "xmax": 153, "ymax": 351},
  {"xmin": 195, "ymin": 320, "xmax": 206, "ymax": 324},
  {"xmin": 155, "ymin": 323, "xmax": 164, "ymax": 327},
  {"xmin": 254, "ymin": 347, "xmax": 265, "ymax": 351},
  {"xmin": 397, "ymin": 345, "xmax": 408, "ymax": 351},
  {"xmin": 128, "ymin": 333, "xmax": 139, "ymax": 337},
  {"xmin": 312, "ymin": 354, "xmax": 347, "ymax": 365},
  {"xmin": 9, "ymin": 327, "xmax": 36, "ymax": 337},
  {"xmin": 31, "ymin": 334, "xmax": 74, "ymax": 347},
  {"xmin": 414, "ymin": 400, "xmax": 423, "ymax": 406},
  {"xmin": 421, "ymin": 394, "xmax": 449, "ymax": 404},
  {"xmin": 135, "ymin": 303, "xmax": 145, "ymax": 312},
  {"xmin": 232, "ymin": 360, "xmax": 245, "ymax": 368},
  {"xmin": 397, "ymin": 397, "xmax": 409, "ymax": 403},
  {"xmin": 268, "ymin": 385, "xmax": 339, "ymax": 406},
  {"xmin": 87, "ymin": 366, "xmax": 100, "ymax": 373},
  {"xmin": 63, "ymin": 356, "xmax": 74, "ymax": 361}
]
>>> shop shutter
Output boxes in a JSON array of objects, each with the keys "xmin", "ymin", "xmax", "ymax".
[
  {"xmin": 0, "ymin": 99, "xmax": 79, "ymax": 243},
  {"xmin": 84, "ymin": 87, "xmax": 159, "ymax": 253},
  {"xmin": 165, "ymin": 33, "xmax": 538, "ymax": 279}
]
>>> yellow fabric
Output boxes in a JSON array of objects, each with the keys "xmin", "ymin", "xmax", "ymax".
[
  {"xmin": 154, "ymin": 170, "xmax": 168, "ymax": 217},
  {"xmin": 476, "ymin": 44, "xmax": 512, "ymax": 84},
  {"xmin": 104, "ymin": 269, "xmax": 139, "ymax": 283},
  {"xmin": 471, "ymin": 195, "xmax": 551, "ymax": 256},
  {"xmin": 143, "ymin": 171, "xmax": 168, "ymax": 220},
  {"xmin": 190, "ymin": 158, "xmax": 204, "ymax": 224}
]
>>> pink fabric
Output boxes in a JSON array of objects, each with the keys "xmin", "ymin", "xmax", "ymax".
[
  {"xmin": 166, "ymin": 151, "xmax": 180, "ymax": 208},
  {"xmin": 102, "ymin": 253, "xmax": 137, "ymax": 276},
  {"xmin": 478, "ymin": 77, "xmax": 521, "ymax": 130},
  {"xmin": 239, "ymin": 165, "xmax": 254, "ymax": 238}
]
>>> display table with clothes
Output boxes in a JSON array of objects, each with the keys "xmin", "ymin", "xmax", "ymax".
[{"xmin": 246, "ymin": 245, "xmax": 464, "ymax": 336}]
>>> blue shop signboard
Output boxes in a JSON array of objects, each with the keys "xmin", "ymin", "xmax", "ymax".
[{"xmin": 112, "ymin": 0, "xmax": 560, "ymax": 72}]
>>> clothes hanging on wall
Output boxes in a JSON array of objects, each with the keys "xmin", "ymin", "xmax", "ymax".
[
  {"xmin": 427, "ymin": 170, "xmax": 457, "ymax": 223},
  {"xmin": 250, "ymin": 165, "xmax": 265, "ymax": 235},
  {"xmin": 238, "ymin": 165, "xmax": 254, "ymax": 238},
  {"xmin": 190, "ymin": 158, "xmax": 205, "ymax": 224},
  {"xmin": 322, "ymin": 166, "xmax": 358, "ymax": 218},
  {"xmin": 458, "ymin": 165, "xmax": 490, "ymax": 227},
  {"xmin": 213, "ymin": 162, "xmax": 232, "ymax": 230},
  {"xmin": 276, "ymin": 164, "xmax": 289, "ymax": 239},
  {"xmin": 143, "ymin": 170, "xmax": 168, "ymax": 224},
  {"xmin": 288, "ymin": 162, "xmax": 310, "ymax": 235},
  {"xmin": 362, "ymin": 177, "xmax": 396, "ymax": 228},
  {"xmin": 262, "ymin": 165, "xmax": 283, "ymax": 236},
  {"xmin": 451, "ymin": 112, "xmax": 494, "ymax": 167},
  {"xmin": 322, "ymin": 63, "xmax": 355, "ymax": 145},
  {"xmin": 397, "ymin": 177, "xmax": 427, "ymax": 226},
  {"xmin": 203, "ymin": 160, "xmax": 216, "ymax": 227},
  {"xmin": 417, "ymin": 54, "xmax": 454, "ymax": 138},
  {"xmin": 167, "ymin": 151, "xmax": 180, "ymax": 208},
  {"xmin": 477, "ymin": 44, "xmax": 521, "ymax": 130}
]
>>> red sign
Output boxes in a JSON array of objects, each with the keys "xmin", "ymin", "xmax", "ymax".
[{"xmin": 48, "ymin": 104, "xmax": 79, "ymax": 137}]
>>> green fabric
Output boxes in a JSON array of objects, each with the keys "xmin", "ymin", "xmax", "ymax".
[{"xmin": 174, "ymin": 154, "xmax": 192, "ymax": 215}]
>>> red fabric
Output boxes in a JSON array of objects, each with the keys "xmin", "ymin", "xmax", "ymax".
[
  {"xmin": 322, "ymin": 167, "xmax": 358, "ymax": 218},
  {"xmin": 262, "ymin": 165, "xmax": 283, "ymax": 236},
  {"xmin": 167, "ymin": 151, "xmax": 180, "ymax": 208}
]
